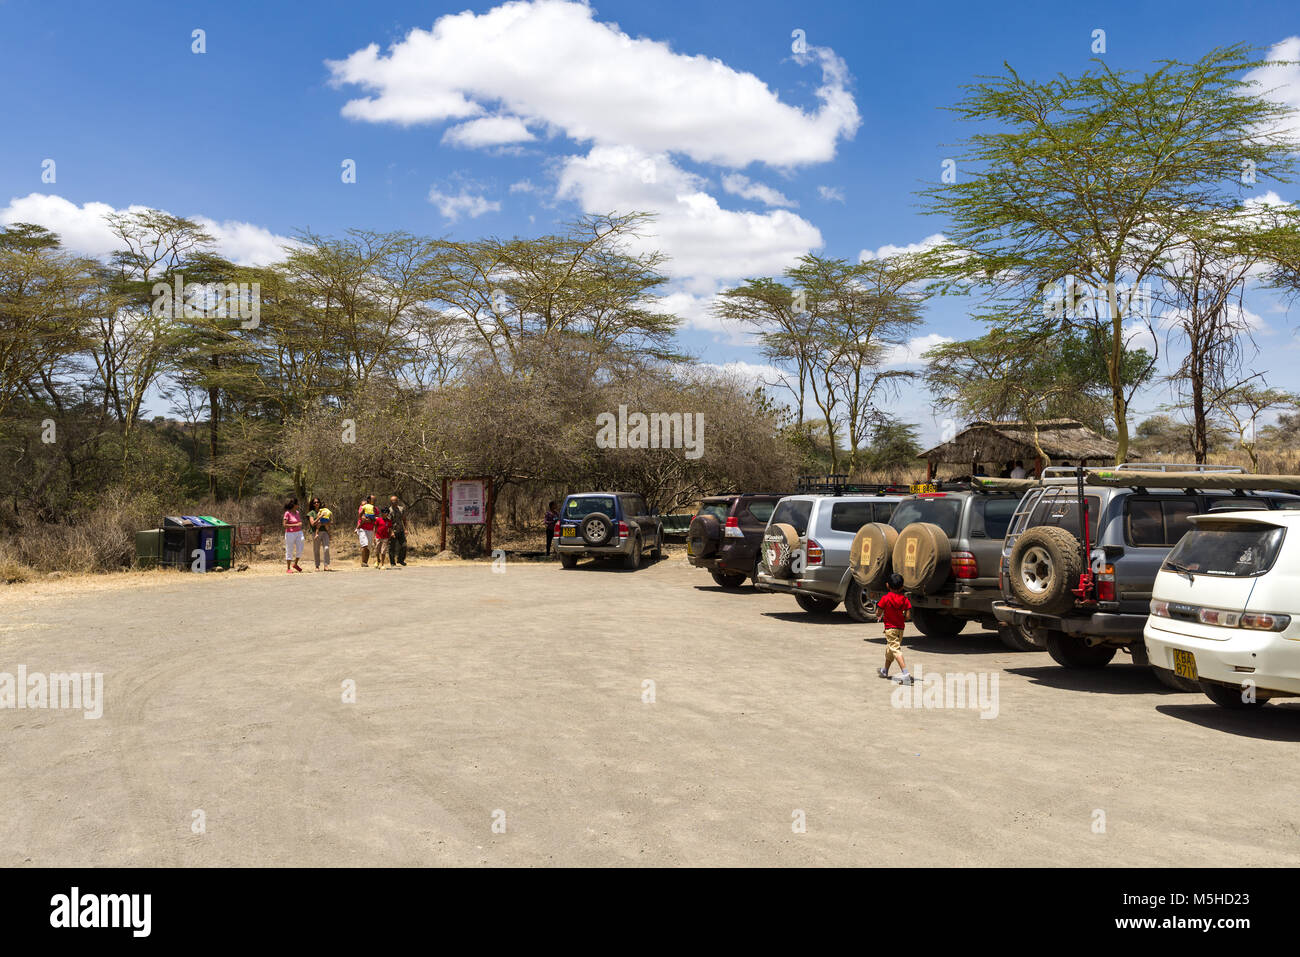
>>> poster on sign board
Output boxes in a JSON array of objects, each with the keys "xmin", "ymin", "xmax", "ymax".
[{"xmin": 449, "ymin": 479, "xmax": 486, "ymax": 525}]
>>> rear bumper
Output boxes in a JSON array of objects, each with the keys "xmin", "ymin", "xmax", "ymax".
[
  {"xmin": 992, "ymin": 602, "xmax": 1146, "ymax": 639},
  {"xmin": 754, "ymin": 567, "xmax": 844, "ymax": 600},
  {"xmin": 556, "ymin": 538, "xmax": 634, "ymax": 556},
  {"xmin": 911, "ymin": 585, "xmax": 1002, "ymax": 616},
  {"xmin": 1144, "ymin": 619, "xmax": 1300, "ymax": 696}
]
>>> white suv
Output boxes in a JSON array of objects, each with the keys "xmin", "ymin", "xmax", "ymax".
[{"xmin": 1144, "ymin": 510, "xmax": 1299, "ymax": 710}]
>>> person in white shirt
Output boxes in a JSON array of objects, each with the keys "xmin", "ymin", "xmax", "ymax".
[{"xmin": 1010, "ymin": 461, "xmax": 1028, "ymax": 479}]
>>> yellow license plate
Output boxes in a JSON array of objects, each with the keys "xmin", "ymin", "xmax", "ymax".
[
  {"xmin": 686, "ymin": 539, "xmax": 694, "ymax": 556},
  {"xmin": 562, "ymin": 527, "xmax": 576, "ymax": 537},
  {"xmin": 1173, "ymin": 649, "xmax": 1198, "ymax": 681}
]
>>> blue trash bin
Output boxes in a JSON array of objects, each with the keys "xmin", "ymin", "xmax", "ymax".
[{"xmin": 183, "ymin": 516, "xmax": 216, "ymax": 572}]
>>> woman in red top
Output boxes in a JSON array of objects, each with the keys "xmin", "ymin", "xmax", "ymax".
[{"xmin": 283, "ymin": 498, "xmax": 304, "ymax": 573}]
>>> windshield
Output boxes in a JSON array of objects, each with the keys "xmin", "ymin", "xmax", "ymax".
[
  {"xmin": 564, "ymin": 496, "xmax": 616, "ymax": 519},
  {"xmin": 1165, "ymin": 523, "xmax": 1285, "ymax": 578},
  {"xmin": 889, "ymin": 498, "xmax": 963, "ymax": 538}
]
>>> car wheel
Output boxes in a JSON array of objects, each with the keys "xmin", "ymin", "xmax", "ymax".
[
  {"xmin": 844, "ymin": 580, "xmax": 877, "ymax": 623},
  {"xmin": 1200, "ymin": 680, "xmax": 1269, "ymax": 709},
  {"xmin": 750, "ymin": 554, "xmax": 764, "ymax": 588},
  {"xmin": 1152, "ymin": 666, "xmax": 1200, "ymax": 692},
  {"xmin": 997, "ymin": 621, "xmax": 1043, "ymax": 652},
  {"xmin": 795, "ymin": 593, "xmax": 839, "ymax": 614},
  {"xmin": 911, "ymin": 608, "xmax": 967, "ymax": 639},
  {"xmin": 1043, "ymin": 629, "xmax": 1116, "ymax": 669},
  {"xmin": 711, "ymin": 569, "xmax": 746, "ymax": 589},
  {"xmin": 651, "ymin": 529, "xmax": 663, "ymax": 560},
  {"xmin": 622, "ymin": 537, "xmax": 642, "ymax": 570},
  {"xmin": 559, "ymin": 554, "xmax": 577, "ymax": 569}
]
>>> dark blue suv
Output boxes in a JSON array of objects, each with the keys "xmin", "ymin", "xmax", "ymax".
[{"xmin": 555, "ymin": 492, "xmax": 663, "ymax": 570}]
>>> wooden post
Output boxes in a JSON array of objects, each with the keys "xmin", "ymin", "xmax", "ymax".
[
  {"xmin": 440, "ymin": 477, "xmax": 447, "ymax": 553},
  {"xmin": 484, "ymin": 479, "xmax": 493, "ymax": 557}
]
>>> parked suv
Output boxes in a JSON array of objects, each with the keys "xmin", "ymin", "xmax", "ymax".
[
  {"xmin": 555, "ymin": 492, "xmax": 663, "ymax": 570},
  {"xmin": 1145, "ymin": 510, "xmax": 1300, "ymax": 709},
  {"xmin": 992, "ymin": 464, "xmax": 1300, "ymax": 681},
  {"xmin": 754, "ymin": 491, "xmax": 905, "ymax": 620},
  {"xmin": 687, "ymin": 493, "xmax": 787, "ymax": 588},
  {"xmin": 854, "ymin": 482, "xmax": 1029, "ymax": 647}
]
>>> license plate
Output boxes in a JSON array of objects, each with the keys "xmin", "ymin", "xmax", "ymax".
[
  {"xmin": 686, "ymin": 539, "xmax": 694, "ymax": 556},
  {"xmin": 562, "ymin": 527, "xmax": 576, "ymax": 537},
  {"xmin": 1173, "ymin": 649, "xmax": 1198, "ymax": 681}
]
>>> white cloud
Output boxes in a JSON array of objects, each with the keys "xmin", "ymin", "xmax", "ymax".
[
  {"xmin": 817, "ymin": 185, "xmax": 845, "ymax": 203},
  {"xmin": 858, "ymin": 233, "xmax": 948, "ymax": 262},
  {"xmin": 327, "ymin": 0, "xmax": 859, "ymax": 168},
  {"xmin": 428, "ymin": 186, "xmax": 501, "ymax": 222},
  {"xmin": 881, "ymin": 333, "xmax": 953, "ymax": 367},
  {"xmin": 720, "ymin": 173, "xmax": 795, "ymax": 208},
  {"xmin": 557, "ymin": 146, "xmax": 823, "ymax": 295},
  {"xmin": 442, "ymin": 114, "xmax": 536, "ymax": 148},
  {"xmin": 1243, "ymin": 37, "xmax": 1300, "ymax": 147},
  {"xmin": 509, "ymin": 179, "xmax": 539, "ymax": 193},
  {"xmin": 1, "ymin": 193, "xmax": 294, "ymax": 266}
]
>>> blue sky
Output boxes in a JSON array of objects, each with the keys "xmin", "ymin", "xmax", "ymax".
[{"xmin": 2, "ymin": 0, "xmax": 1298, "ymax": 442}]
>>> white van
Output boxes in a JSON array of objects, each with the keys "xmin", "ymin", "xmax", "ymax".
[{"xmin": 1144, "ymin": 510, "xmax": 1300, "ymax": 709}]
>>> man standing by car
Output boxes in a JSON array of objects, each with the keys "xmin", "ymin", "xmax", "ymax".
[{"xmin": 387, "ymin": 495, "xmax": 408, "ymax": 566}]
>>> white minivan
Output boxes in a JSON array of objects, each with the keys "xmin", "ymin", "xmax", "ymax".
[{"xmin": 1144, "ymin": 510, "xmax": 1300, "ymax": 709}]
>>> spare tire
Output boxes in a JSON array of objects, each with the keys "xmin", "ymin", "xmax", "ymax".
[
  {"xmin": 688, "ymin": 513, "xmax": 721, "ymax": 560},
  {"xmin": 850, "ymin": 522, "xmax": 898, "ymax": 589},
  {"xmin": 892, "ymin": 522, "xmax": 951, "ymax": 593},
  {"xmin": 1008, "ymin": 525, "xmax": 1082, "ymax": 615},
  {"xmin": 762, "ymin": 523, "xmax": 801, "ymax": 579},
  {"xmin": 580, "ymin": 512, "xmax": 614, "ymax": 546}
]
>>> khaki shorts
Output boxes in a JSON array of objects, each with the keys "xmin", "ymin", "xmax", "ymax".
[{"xmin": 884, "ymin": 628, "xmax": 904, "ymax": 663}]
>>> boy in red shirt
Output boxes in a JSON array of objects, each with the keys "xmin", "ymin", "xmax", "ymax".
[
  {"xmin": 875, "ymin": 573, "xmax": 914, "ymax": 684},
  {"xmin": 373, "ymin": 511, "xmax": 391, "ymax": 569}
]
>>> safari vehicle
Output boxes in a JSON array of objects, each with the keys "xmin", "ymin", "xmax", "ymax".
[
  {"xmin": 754, "ymin": 477, "xmax": 906, "ymax": 621},
  {"xmin": 992, "ymin": 464, "xmax": 1300, "ymax": 683},
  {"xmin": 1145, "ymin": 510, "xmax": 1300, "ymax": 709},
  {"xmin": 555, "ymin": 492, "xmax": 663, "ymax": 570},
  {"xmin": 687, "ymin": 493, "xmax": 787, "ymax": 588},
  {"xmin": 848, "ymin": 479, "xmax": 1034, "ymax": 649}
]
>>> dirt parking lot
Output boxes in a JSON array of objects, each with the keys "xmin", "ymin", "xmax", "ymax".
[{"xmin": 1, "ymin": 553, "xmax": 1297, "ymax": 867}]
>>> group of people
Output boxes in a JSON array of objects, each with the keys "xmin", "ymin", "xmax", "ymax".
[{"xmin": 280, "ymin": 494, "xmax": 408, "ymax": 573}]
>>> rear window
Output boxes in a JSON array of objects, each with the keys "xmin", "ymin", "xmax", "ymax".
[
  {"xmin": 770, "ymin": 499, "xmax": 813, "ymax": 536},
  {"xmin": 975, "ymin": 497, "xmax": 1019, "ymax": 539},
  {"xmin": 745, "ymin": 501, "xmax": 777, "ymax": 524},
  {"xmin": 1165, "ymin": 522, "xmax": 1285, "ymax": 578},
  {"xmin": 565, "ymin": 496, "xmax": 616, "ymax": 519},
  {"xmin": 1126, "ymin": 497, "xmax": 1197, "ymax": 547},
  {"xmin": 697, "ymin": 502, "xmax": 730, "ymax": 523},
  {"xmin": 873, "ymin": 503, "xmax": 896, "ymax": 524},
  {"xmin": 1025, "ymin": 492, "xmax": 1101, "ymax": 542},
  {"xmin": 889, "ymin": 497, "xmax": 963, "ymax": 538},
  {"xmin": 830, "ymin": 501, "xmax": 876, "ymax": 533}
]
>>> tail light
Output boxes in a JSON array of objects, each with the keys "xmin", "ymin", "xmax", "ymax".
[
  {"xmin": 1150, "ymin": 599, "xmax": 1170, "ymax": 617},
  {"xmin": 618, "ymin": 521, "xmax": 630, "ymax": 540},
  {"xmin": 553, "ymin": 521, "xmax": 560, "ymax": 537},
  {"xmin": 951, "ymin": 551, "xmax": 977, "ymax": 579},
  {"xmin": 805, "ymin": 539, "xmax": 824, "ymax": 567},
  {"xmin": 724, "ymin": 516, "xmax": 744, "ymax": 538},
  {"xmin": 1242, "ymin": 613, "xmax": 1291, "ymax": 631},
  {"xmin": 1096, "ymin": 563, "xmax": 1115, "ymax": 602}
]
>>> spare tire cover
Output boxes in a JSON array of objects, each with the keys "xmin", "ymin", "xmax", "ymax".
[
  {"xmin": 763, "ymin": 522, "xmax": 801, "ymax": 579},
  {"xmin": 850, "ymin": 522, "xmax": 898, "ymax": 589},
  {"xmin": 892, "ymin": 522, "xmax": 951, "ymax": 593},
  {"xmin": 581, "ymin": 512, "xmax": 614, "ymax": 546},
  {"xmin": 688, "ymin": 514, "xmax": 721, "ymax": 559}
]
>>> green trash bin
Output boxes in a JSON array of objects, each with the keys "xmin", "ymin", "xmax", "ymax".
[
  {"xmin": 200, "ymin": 517, "xmax": 233, "ymax": 569},
  {"xmin": 135, "ymin": 529, "xmax": 165, "ymax": 568}
]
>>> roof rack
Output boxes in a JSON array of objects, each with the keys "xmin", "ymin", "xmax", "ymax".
[
  {"xmin": 1110, "ymin": 462, "xmax": 1244, "ymax": 474},
  {"xmin": 794, "ymin": 474, "xmax": 909, "ymax": 496}
]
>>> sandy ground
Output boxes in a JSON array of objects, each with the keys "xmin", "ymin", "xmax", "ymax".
[{"xmin": 1, "ymin": 552, "xmax": 1297, "ymax": 867}]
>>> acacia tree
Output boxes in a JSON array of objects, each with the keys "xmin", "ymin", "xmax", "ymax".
[
  {"xmin": 923, "ymin": 44, "xmax": 1299, "ymax": 462},
  {"xmin": 1218, "ymin": 384, "xmax": 1295, "ymax": 472}
]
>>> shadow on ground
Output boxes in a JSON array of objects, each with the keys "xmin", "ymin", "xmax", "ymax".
[{"xmin": 1155, "ymin": 702, "xmax": 1300, "ymax": 741}]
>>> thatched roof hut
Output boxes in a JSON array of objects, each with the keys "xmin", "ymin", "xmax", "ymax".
[{"xmin": 919, "ymin": 419, "xmax": 1127, "ymax": 478}]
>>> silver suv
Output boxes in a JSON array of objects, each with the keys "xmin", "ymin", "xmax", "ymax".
[{"xmin": 754, "ymin": 492, "xmax": 905, "ymax": 620}]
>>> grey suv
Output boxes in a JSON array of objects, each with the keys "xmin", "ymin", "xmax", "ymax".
[
  {"xmin": 754, "ymin": 492, "xmax": 904, "ymax": 620},
  {"xmin": 992, "ymin": 464, "xmax": 1300, "ymax": 682},
  {"xmin": 871, "ymin": 484, "xmax": 1027, "ymax": 647}
]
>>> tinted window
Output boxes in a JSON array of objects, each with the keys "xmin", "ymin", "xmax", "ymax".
[
  {"xmin": 889, "ymin": 498, "xmax": 963, "ymax": 537},
  {"xmin": 978, "ymin": 498, "xmax": 1019, "ymax": 539},
  {"xmin": 1027, "ymin": 492, "xmax": 1101, "ymax": 542},
  {"xmin": 697, "ymin": 503, "xmax": 729, "ymax": 523},
  {"xmin": 1126, "ymin": 497, "xmax": 1198, "ymax": 547},
  {"xmin": 873, "ymin": 503, "xmax": 896, "ymax": 524},
  {"xmin": 770, "ymin": 499, "xmax": 813, "ymax": 536},
  {"xmin": 830, "ymin": 501, "xmax": 876, "ymax": 533},
  {"xmin": 1166, "ymin": 523, "xmax": 1285, "ymax": 577},
  {"xmin": 565, "ymin": 496, "xmax": 616, "ymax": 519},
  {"xmin": 746, "ymin": 501, "xmax": 776, "ymax": 524}
]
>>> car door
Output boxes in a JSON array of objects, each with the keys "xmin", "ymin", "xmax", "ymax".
[
  {"xmin": 1115, "ymin": 493, "xmax": 1198, "ymax": 614},
  {"xmin": 968, "ymin": 495, "xmax": 1019, "ymax": 587}
]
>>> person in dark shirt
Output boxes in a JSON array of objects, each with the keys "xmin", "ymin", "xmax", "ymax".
[
  {"xmin": 387, "ymin": 496, "xmax": 407, "ymax": 566},
  {"xmin": 544, "ymin": 501, "xmax": 559, "ymax": 555},
  {"xmin": 875, "ymin": 573, "xmax": 914, "ymax": 685}
]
